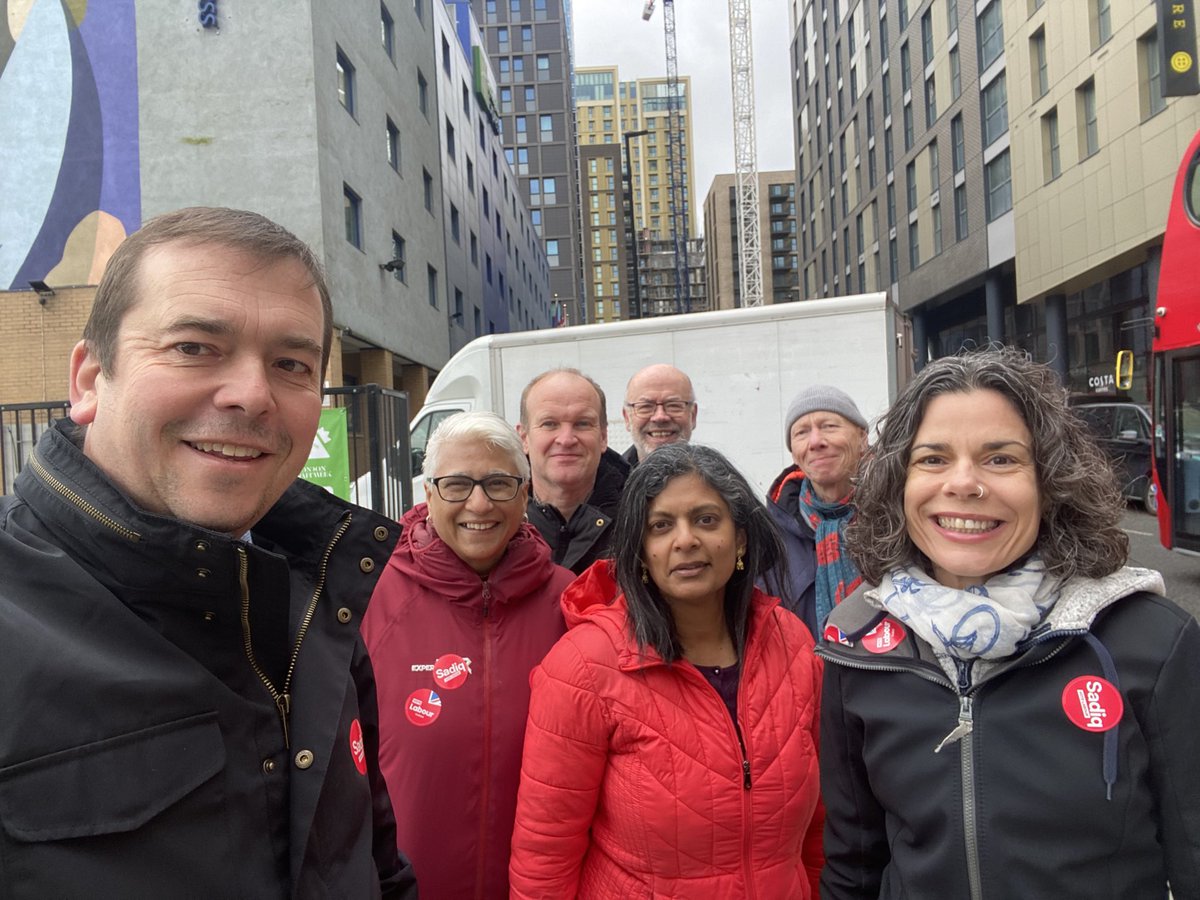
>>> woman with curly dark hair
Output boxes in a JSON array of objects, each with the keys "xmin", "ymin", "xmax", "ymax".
[
  {"xmin": 818, "ymin": 348, "xmax": 1200, "ymax": 899},
  {"xmin": 509, "ymin": 443, "xmax": 825, "ymax": 897}
]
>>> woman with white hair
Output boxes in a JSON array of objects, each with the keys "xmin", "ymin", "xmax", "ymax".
[{"xmin": 363, "ymin": 411, "xmax": 574, "ymax": 899}]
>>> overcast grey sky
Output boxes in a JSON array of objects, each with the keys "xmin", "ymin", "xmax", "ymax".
[{"xmin": 570, "ymin": 0, "xmax": 796, "ymax": 235}]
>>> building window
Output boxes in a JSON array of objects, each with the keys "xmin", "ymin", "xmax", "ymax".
[
  {"xmin": 389, "ymin": 232, "xmax": 406, "ymax": 281},
  {"xmin": 954, "ymin": 184, "xmax": 968, "ymax": 240},
  {"xmin": 932, "ymin": 203, "xmax": 943, "ymax": 256},
  {"xmin": 500, "ymin": 86, "xmax": 513, "ymax": 112},
  {"xmin": 1042, "ymin": 108, "xmax": 1061, "ymax": 182},
  {"xmin": 1031, "ymin": 28, "xmax": 1048, "ymax": 99},
  {"xmin": 515, "ymin": 115, "xmax": 527, "ymax": 143},
  {"xmin": 442, "ymin": 34, "xmax": 451, "ymax": 75},
  {"xmin": 427, "ymin": 265, "xmax": 439, "ymax": 308},
  {"xmin": 450, "ymin": 204, "xmax": 460, "ymax": 243},
  {"xmin": 947, "ymin": 0, "xmax": 958, "ymax": 34},
  {"xmin": 1090, "ymin": 0, "xmax": 1111, "ymax": 50},
  {"xmin": 888, "ymin": 236, "xmax": 899, "ymax": 283},
  {"xmin": 977, "ymin": 1, "xmax": 1004, "ymax": 72},
  {"xmin": 1077, "ymin": 79, "xmax": 1099, "ymax": 158},
  {"xmin": 1139, "ymin": 30, "xmax": 1168, "ymax": 119},
  {"xmin": 418, "ymin": 70, "xmax": 429, "ymax": 116},
  {"xmin": 454, "ymin": 288, "xmax": 464, "ymax": 318},
  {"xmin": 446, "ymin": 118, "xmax": 456, "ymax": 160},
  {"xmin": 925, "ymin": 74, "xmax": 938, "ymax": 124},
  {"xmin": 906, "ymin": 161, "xmax": 918, "ymax": 212},
  {"xmin": 537, "ymin": 54, "xmax": 550, "ymax": 80},
  {"xmin": 381, "ymin": 4, "xmax": 395, "ymax": 59},
  {"xmin": 951, "ymin": 114, "xmax": 965, "ymax": 173},
  {"xmin": 543, "ymin": 177, "xmax": 557, "ymax": 204},
  {"xmin": 466, "ymin": 158, "xmax": 475, "ymax": 192},
  {"xmin": 908, "ymin": 220, "xmax": 920, "ymax": 270},
  {"xmin": 539, "ymin": 114, "xmax": 553, "ymax": 140},
  {"xmin": 901, "ymin": 41, "xmax": 911, "ymax": 92},
  {"xmin": 884, "ymin": 125, "xmax": 894, "ymax": 171},
  {"xmin": 413, "ymin": 0, "xmax": 423, "ymax": 19},
  {"xmin": 886, "ymin": 182, "xmax": 896, "ymax": 228},
  {"xmin": 981, "ymin": 72, "xmax": 1008, "ymax": 147},
  {"xmin": 386, "ymin": 118, "xmax": 400, "ymax": 171},
  {"xmin": 423, "ymin": 168, "xmax": 433, "ymax": 212},
  {"xmin": 950, "ymin": 45, "xmax": 961, "ymax": 99},
  {"xmin": 899, "ymin": 0, "xmax": 909, "ymax": 28},
  {"xmin": 929, "ymin": 139, "xmax": 940, "ymax": 193},
  {"xmin": 336, "ymin": 48, "xmax": 355, "ymax": 115},
  {"xmin": 903, "ymin": 103, "xmax": 914, "ymax": 150},
  {"xmin": 984, "ymin": 149, "xmax": 1012, "ymax": 221},
  {"xmin": 921, "ymin": 10, "xmax": 934, "ymax": 67},
  {"xmin": 546, "ymin": 239, "xmax": 560, "ymax": 267},
  {"xmin": 343, "ymin": 185, "xmax": 362, "ymax": 249}
]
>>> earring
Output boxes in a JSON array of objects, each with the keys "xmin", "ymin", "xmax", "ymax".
[
  {"xmin": 641, "ymin": 565, "xmax": 649, "ymax": 584},
  {"xmin": 736, "ymin": 550, "xmax": 745, "ymax": 572}
]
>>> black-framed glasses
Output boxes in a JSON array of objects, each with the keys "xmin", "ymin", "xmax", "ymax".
[
  {"xmin": 427, "ymin": 474, "xmax": 526, "ymax": 502},
  {"xmin": 625, "ymin": 400, "xmax": 694, "ymax": 418}
]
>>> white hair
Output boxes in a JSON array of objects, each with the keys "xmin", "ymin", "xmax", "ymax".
[{"xmin": 422, "ymin": 411, "xmax": 530, "ymax": 480}]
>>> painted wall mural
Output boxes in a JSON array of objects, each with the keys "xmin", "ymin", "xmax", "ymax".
[{"xmin": 0, "ymin": 0, "xmax": 139, "ymax": 290}]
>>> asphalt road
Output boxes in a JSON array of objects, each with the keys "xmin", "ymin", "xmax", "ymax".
[{"xmin": 1122, "ymin": 506, "xmax": 1200, "ymax": 618}]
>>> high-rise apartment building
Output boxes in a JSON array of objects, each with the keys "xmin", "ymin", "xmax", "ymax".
[
  {"xmin": 791, "ymin": 0, "xmax": 1199, "ymax": 392},
  {"xmin": 703, "ymin": 171, "xmax": 800, "ymax": 309},
  {"xmin": 1, "ymin": 0, "xmax": 551, "ymax": 409},
  {"xmin": 470, "ymin": 0, "xmax": 583, "ymax": 326},
  {"xmin": 575, "ymin": 65, "xmax": 699, "ymax": 319}
]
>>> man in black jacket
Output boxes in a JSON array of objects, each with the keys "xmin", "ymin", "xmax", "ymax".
[
  {"xmin": 517, "ymin": 368, "xmax": 629, "ymax": 574},
  {"xmin": 0, "ymin": 207, "xmax": 415, "ymax": 897},
  {"xmin": 620, "ymin": 364, "xmax": 698, "ymax": 467}
]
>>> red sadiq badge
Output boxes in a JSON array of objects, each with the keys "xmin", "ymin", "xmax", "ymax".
[
  {"xmin": 405, "ymin": 689, "xmax": 443, "ymax": 727},
  {"xmin": 1061, "ymin": 676, "xmax": 1123, "ymax": 732},
  {"xmin": 432, "ymin": 654, "xmax": 472, "ymax": 690},
  {"xmin": 862, "ymin": 619, "xmax": 906, "ymax": 654},
  {"xmin": 349, "ymin": 719, "xmax": 368, "ymax": 775}
]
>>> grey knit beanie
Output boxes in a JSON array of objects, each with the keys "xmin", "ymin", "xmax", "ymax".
[{"xmin": 784, "ymin": 384, "xmax": 868, "ymax": 447}]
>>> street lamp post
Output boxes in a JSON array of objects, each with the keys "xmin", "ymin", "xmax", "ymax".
[{"xmin": 623, "ymin": 129, "xmax": 650, "ymax": 320}]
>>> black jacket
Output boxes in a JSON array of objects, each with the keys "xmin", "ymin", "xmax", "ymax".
[
  {"xmin": 527, "ymin": 448, "xmax": 630, "ymax": 575},
  {"xmin": 817, "ymin": 571, "xmax": 1200, "ymax": 900},
  {"xmin": 0, "ymin": 422, "xmax": 416, "ymax": 899}
]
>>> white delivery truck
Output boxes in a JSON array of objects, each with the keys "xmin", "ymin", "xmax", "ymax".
[{"xmin": 408, "ymin": 292, "xmax": 908, "ymax": 500}]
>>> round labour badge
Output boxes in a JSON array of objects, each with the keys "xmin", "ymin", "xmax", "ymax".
[
  {"xmin": 862, "ymin": 619, "xmax": 906, "ymax": 654},
  {"xmin": 349, "ymin": 718, "xmax": 367, "ymax": 775},
  {"xmin": 405, "ymin": 689, "xmax": 443, "ymax": 727}
]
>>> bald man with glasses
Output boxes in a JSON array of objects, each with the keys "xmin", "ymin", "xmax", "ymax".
[{"xmin": 621, "ymin": 364, "xmax": 698, "ymax": 466}]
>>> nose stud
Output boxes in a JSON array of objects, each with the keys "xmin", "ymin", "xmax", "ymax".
[{"xmin": 974, "ymin": 484, "xmax": 986, "ymax": 499}]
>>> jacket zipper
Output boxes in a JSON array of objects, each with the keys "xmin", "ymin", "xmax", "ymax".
[
  {"xmin": 27, "ymin": 453, "xmax": 142, "ymax": 542},
  {"xmin": 732, "ymin": 679, "xmax": 756, "ymax": 900},
  {"xmin": 239, "ymin": 512, "xmax": 352, "ymax": 748},
  {"xmin": 475, "ymin": 581, "xmax": 494, "ymax": 900}
]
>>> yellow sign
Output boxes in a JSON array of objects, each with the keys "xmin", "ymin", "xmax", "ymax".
[{"xmin": 1171, "ymin": 51, "xmax": 1194, "ymax": 73}]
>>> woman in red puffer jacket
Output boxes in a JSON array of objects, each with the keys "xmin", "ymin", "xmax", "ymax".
[{"xmin": 510, "ymin": 443, "xmax": 824, "ymax": 898}]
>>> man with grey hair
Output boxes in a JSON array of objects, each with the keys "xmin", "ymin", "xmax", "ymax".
[
  {"xmin": 517, "ymin": 368, "xmax": 630, "ymax": 574},
  {"xmin": 0, "ymin": 207, "xmax": 414, "ymax": 897},
  {"xmin": 764, "ymin": 384, "xmax": 870, "ymax": 638},
  {"xmin": 620, "ymin": 363, "xmax": 698, "ymax": 466}
]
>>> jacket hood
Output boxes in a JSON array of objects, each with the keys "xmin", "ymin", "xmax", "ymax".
[
  {"xmin": 388, "ymin": 502, "xmax": 560, "ymax": 606},
  {"xmin": 590, "ymin": 448, "xmax": 632, "ymax": 513}
]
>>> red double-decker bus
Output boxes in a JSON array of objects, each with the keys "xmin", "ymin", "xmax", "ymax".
[{"xmin": 1151, "ymin": 128, "xmax": 1200, "ymax": 553}]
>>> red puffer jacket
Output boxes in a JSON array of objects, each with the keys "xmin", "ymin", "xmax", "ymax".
[
  {"xmin": 363, "ymin": 504, "xmax": 574, "ymax": 900},
  {"xmin": 509, "ymin": 561, "xmax": 824, "ymax": 898}
]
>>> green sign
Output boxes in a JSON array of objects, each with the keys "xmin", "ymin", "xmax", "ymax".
[{"xmin": 301, "ymin": 407, "xmax": 350, "ymax": 500}]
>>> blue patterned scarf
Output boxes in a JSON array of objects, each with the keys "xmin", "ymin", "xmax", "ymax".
[{"xmin": 797, "ymin": 479, "xmax": 862, "ymax": 630}]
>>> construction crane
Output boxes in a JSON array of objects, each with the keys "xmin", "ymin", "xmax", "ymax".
[
  {"xmin": 642, "ymin": 0, "xmax": 763, "ymax": 310},
  {"xmin": 641, "ymin": 0, "xmax": 690, "ymax": 314}
]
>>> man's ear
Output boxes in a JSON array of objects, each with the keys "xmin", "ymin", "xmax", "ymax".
[
  {"xmin": 68, "ymin": 340, "xmax": 102, "ymax": 426},
  {"xmin": 516, "ymin": 422, "xmax": 530, "ymax": 455}
]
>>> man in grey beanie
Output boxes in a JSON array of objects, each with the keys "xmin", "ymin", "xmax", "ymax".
[{"xmin": 764, "ymin": 385, "xmax": 869, "ymax": 638}]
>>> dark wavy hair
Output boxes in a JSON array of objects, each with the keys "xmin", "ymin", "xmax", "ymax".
[
  {"xmin": 611, "ymin": 443, "xmax": 786, "ymax": 662},
  {"xmin": 845, "ymin": 347, "xmax": 1129, "ymax": 584}
]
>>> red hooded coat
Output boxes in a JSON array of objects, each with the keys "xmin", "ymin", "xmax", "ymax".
[
  {"xmin": 509, "ymin": 561, "xmax": 824, "ymax": 898},
  {"xmin": 363, "ymin": 504, "xmax": 574, "ymax": 899}
]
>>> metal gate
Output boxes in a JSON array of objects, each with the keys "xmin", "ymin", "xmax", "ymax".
[{"xmin": 2, "ymin": 386, "xmax": 412, "ymax": 518}]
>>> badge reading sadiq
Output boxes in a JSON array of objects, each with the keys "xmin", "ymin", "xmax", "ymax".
[
  {"xmin": 432, "ymin": 654, "xmax": 473, "ymax": 690},
  {"xmin": 349, "ymin": 718, "xmax": 368, "ymax": 775},
  {"xmin": 1061, "ymin": 676, "xmax": 1123, "ymax": 733}
]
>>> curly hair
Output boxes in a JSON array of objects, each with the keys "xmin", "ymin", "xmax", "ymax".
[
  {"xmin": 845, "ymin": 347, "xmax": 1129, "ymax": 585},
  {"xmin": 610, "ymin": 443, "xmax": 785, "ymax": 663}
]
